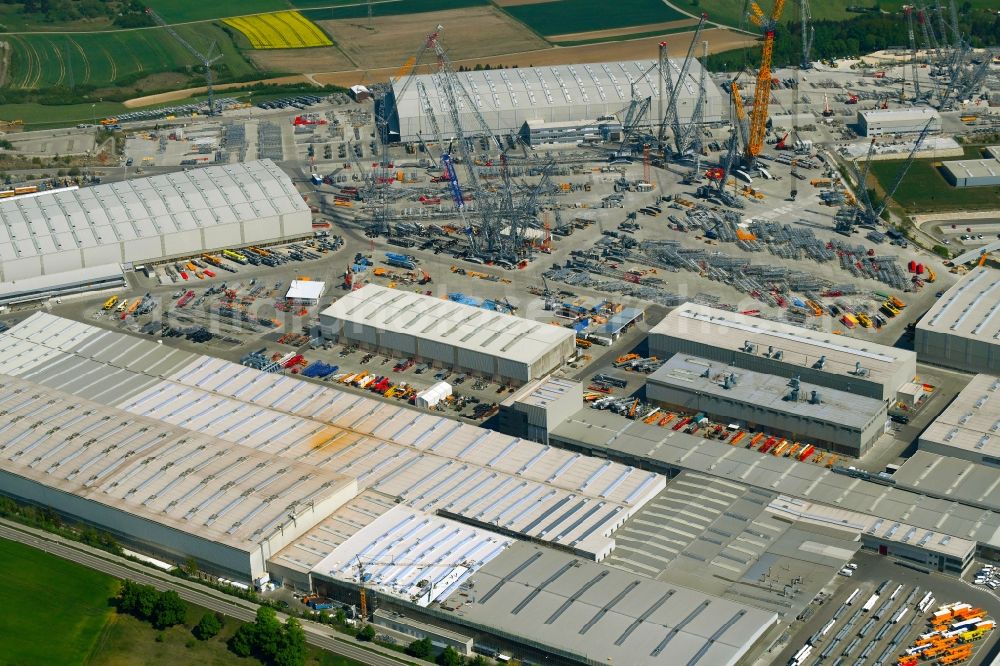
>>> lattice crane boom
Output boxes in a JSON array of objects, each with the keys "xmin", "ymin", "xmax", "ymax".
[
  {"xmin": 746, "ymin": 0, "xmax": 786, "ymax": 160},
  {"xmin": 658, "ymin": 13, "xmax": 707, "ymax": 148},
  {"xmin": 146, "ymin": 7, "xmax": 222, "ymax": 115}
]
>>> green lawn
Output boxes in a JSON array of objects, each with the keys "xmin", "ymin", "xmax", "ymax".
[
  {"xmin": 0, "ymin": 537, "xmax": 119, "ymax": 666},
  {"xmin": 145, "ymin": 0, "xmax": 291, "ymax": 23},
  {"xmin": 869, "ymin": 145, "xmax": 1000, "ymax": 213},
  {"xmin": 300, "ymin": 0, "xmax": 488, "ymax": 21},
  {"xmin": 5, "ymin": 23, "xmax": 258, "ymax": 92},
  {"xmin": 503, "ymin": 0, "xmax": 686, "ymax": 36}
]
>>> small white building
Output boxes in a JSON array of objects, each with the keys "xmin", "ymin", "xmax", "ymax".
[
  {"xmin": 285, "ymin": 279, "xmax": 326, "ymax": 305},
  {"xmin": 414, "ymin": 381, "xmax": 452, "ymax": 409},
  {"xmin": 857, "ymin": 108, "xmax": 941, "ymax": 137}
]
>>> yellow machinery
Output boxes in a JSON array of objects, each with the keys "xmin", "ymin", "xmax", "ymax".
[{"xmin": 746, "ymin": 0, "xmax": 787, "ymax": 158}]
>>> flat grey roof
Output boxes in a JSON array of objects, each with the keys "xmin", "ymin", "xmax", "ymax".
[
  {"xmin": 650, "ymin": 303, "xmax": 914, "ymax": 387},
  {"xmin": 859, "ymin": 107, "xmax": 940, "ymax": 121},
  {"xmin": 894, "ymin": 450, "xmax": 1000, "ymax": 512},
  {"xmin": 648, "ymin": 355, "xmax": 885, "ymax": 429},
  {"xmin": 917, "ymin": 270, "xmax": 1000, "ymax": 344},
  {"xmin": 0, "ymin": 160, "xmax": 306, "ymax": 264},
  {"xmin": 941, "ymin": 157, "xmax": 1000, "ymax": 180},
  {"xmin": 919, "ymin": 373, "xmax": 1000, "ymax": 457},
  {"xmin": 549, "ymin": 408, "xmax": 1000, "ymax": 552},
  {"xmin": 512, "ymin": 376, "xmax": 579, "ymax": 409},
  {"xmin": 439, "ymin": 542, "xmax": 776, "ymax": 666},
  {"xmin": 321, "ymin": 284, "xmax": 574, "ymax": 367}
]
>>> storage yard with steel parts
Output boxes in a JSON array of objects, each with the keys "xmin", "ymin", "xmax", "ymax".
[{"xmin": 0, "ymin": 2, "xmax": 999, "ymax": 664}]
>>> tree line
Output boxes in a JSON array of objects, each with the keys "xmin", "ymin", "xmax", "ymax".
[{"xmin": 705, "ymin": 7, "xmax": 1000, "ymax": 72}]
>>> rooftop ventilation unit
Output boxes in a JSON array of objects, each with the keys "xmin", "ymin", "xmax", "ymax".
[
  {"xmin": 742, "ymin": 340, "xmax": 756, "ymax": 354},
  {"xmin": 809, "ymin": 390, "xmax": 821, "ymax": 405},
  {"xmin": 812, "ymin": 355, "xmax": 826, "ymax": 370},
  {"xmin": 787, "ymin": 376, "xmax": 801, "ymax": 390},
  {"xmin": 785, "ymin": 387, "xmax": 800, "ymax": 402}
]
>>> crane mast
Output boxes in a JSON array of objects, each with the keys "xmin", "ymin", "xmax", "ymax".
[
  {"xmin": 799, "ymin": 0, "xmax": 814, "ymax": 69},
  {"xmin": 658, "ymin": 13, "xmax": 707, "ymax": 149},
  {"xmin": 746, "ymin": 0, "xmax": 786, "ymax": 161},
  {"xmin": 146, "ymin": 8, "xmax": 222, "ymax": 115}
]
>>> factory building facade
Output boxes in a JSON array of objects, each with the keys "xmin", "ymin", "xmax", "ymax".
[
  {"xmin": 320, "ymin": 284, "xmax": 576, "ymax": 384},
  {"xmin": 857, "ymin": 108, "xmax": 941, "ymax": 137},
  {"xmin": 648, "ymin": 303, "xmax": 916, "ymax": 401},
  {"xmin": 646, "ymin": 356, "xmax": 888, "ymax": 456},
  {"xmin": 389, "ymin": 59, "xmax": 724, "ymax": 143},
  {"xmin": 915, "ymin": 267, "xmax": 1000, "ymax": 374}
]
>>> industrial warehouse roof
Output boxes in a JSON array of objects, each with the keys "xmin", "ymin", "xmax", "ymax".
[
  {"xmin": 321, "ymin": 284, "xmax": 575, "ymax": 366},
  {"xmin": 648, "ymin": 355, "xmax": 885, "ymax": 430},
  {"xmin": 549, "ymin": 408, "xmax": 1000, "ymax": 552},
  {"xmin": 941, "ymin": 157, "xmax": 1000, "ymax": 180},
  {"xmin": 893, "ymin": 450, "xmax": 1000, "ymax": 513},
  {"xmin": 919, "ymin": 373, "xmax": 1000, "ymax": 458},
  {"xmin": 650, "ymin": 303, "xmax": 914, "ymax": 386},
  {"xmin": 0, "ymin": 160, "xmax": 306, "ymax": 264},
  {"xmin": 0, "ymin": 312, "xmax": 663, "ymax": 562},
  {"xmin": 311, "ymin": 503, "xmax": 512, "ymax": 606},
  {"xmin": 393, "ymin": 58, "xmax": 722, "ymax": 124},
  {"xmin": 603, "ymin": 472, "xmax": 859, "ymax": 617},
  {"xmin": 437, "ymin": 542, "xmax": 777, "ymax": 666},
  {"xmin": 916, "ymin": 267, "xmax": 1000, "ymax": 342},
  {"xmin": 509, "ymin": 376, "xmax": 579, "ymax": 410},
  {"xmin": 859, "ymin": 107, "xmax": 941, "ymax": 122},
  {"xmin": 0, "ymin": 373, "xmax": 356, "ymax": 553}
]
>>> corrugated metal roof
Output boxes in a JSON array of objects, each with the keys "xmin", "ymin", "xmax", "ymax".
[
  {"xmin": 0, "ymin": 312, "xmax": 664, "ymax": 560},
  {"xmin": 916, "ymin": 267, "xmax": 1000, "ymax": 342},
  {"xmin": 0, "ymin": 160, "xmax": 306, "ymax": 262},
  {"xmin": 321, "ymin": 284, "xmax": 575, "ymax": 367}
]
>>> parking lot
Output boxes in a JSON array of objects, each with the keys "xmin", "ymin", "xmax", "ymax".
[{"xmin": 770, "ymin": 551, "xmax": 1000, "ymax": 666}]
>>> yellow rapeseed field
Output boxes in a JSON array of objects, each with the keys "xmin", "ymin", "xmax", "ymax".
[{"xmin": 224, "ymin": 11, "xmax": 332, "ymax": 49}]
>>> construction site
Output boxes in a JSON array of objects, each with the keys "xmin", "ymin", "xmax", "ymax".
[{"xmin": 0, "ymin": 1, "xmax": 998, "ymax": 665}]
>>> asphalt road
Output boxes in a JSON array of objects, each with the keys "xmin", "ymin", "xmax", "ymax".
[{"xmin": 0, "ymin": 522, "xmax": 424, "ymax": 666}]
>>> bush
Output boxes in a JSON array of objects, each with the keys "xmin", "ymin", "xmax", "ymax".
[
  {"xmin": 436, "ymin": 646, "xmax": 463, "ymax": 666},
  {"xmin": 227, "ymin": 606, "xmax": 306, "ymax": 666},
  {"xmin": 152, "ymin": 590, "xmax": 186, "ymax": 629},
  {"xmin": 356, "ymin": 624, "xmax": 376, "ymax": 642},
  {"xmin": 933, "ymin": 245, "xmax": 951, "ymax": 259},
  {"xmin": 194, "ymin": 612, "xmax": 223, "ymax": 640},
  {"xmin": 406, "ymin": 637, "xmax": 433, "ymax": 658}
]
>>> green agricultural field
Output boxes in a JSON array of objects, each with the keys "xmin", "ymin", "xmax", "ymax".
[
  {"xmin": 503, "ymin": 0, "xmax": 687, "ymax": 37},
  {"xmin": 0, "ymin": 537, "xmax": 119, "ymax": 665},
  {"xmin": 300, "ymin": 0, "xmax": 488, "ymax": 21},
  {"xmin": 869, "ymin": 145, "xmax": 1000, "ymax": 213},
  {"xmin": 701, "ymin": 0, "xmax": 998, "ymax": 31},
  {"xmin": 5, "ymin": 23, "xmax": 258, "ymax": 92},
  {"xmin": 144, "ymin": 0, "xmax": 290, "ymax": 23}
]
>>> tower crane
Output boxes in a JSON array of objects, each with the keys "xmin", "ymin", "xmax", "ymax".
[
  {"xmin": 799, "ymin": 0, "xmax": 814, "ymax": 69},
  {"xmin": 146, "ymin": 8, "xmax": 222, "ymax": 115},
  {"xmin": 746, "ymin": 0, "xmax": 787, "ymax": 162}
]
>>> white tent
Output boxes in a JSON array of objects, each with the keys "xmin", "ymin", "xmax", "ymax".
[{"xmin": 285, "ymin": 280, "xmax": 326, "ymax": 304}]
